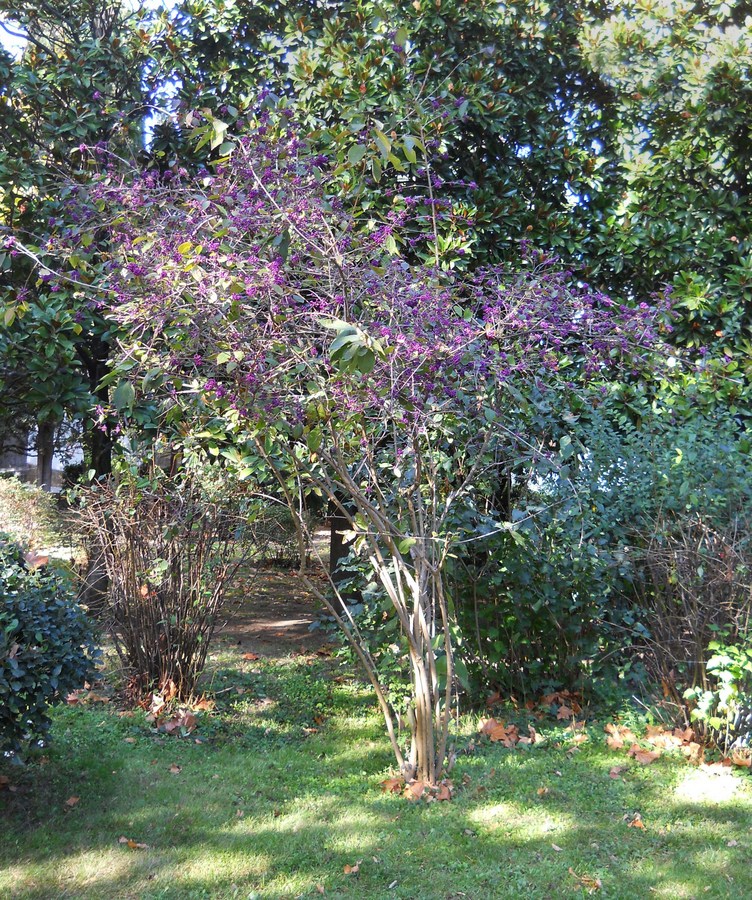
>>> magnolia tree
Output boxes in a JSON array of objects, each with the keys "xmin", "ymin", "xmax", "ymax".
[{"xmin": 40, "ymin": 123, "xmax": 666, "ymax": 785}]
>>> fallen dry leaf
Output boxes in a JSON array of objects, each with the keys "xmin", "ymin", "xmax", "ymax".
[
  {"xmin": 316, "ymin": 885, "xmax": 325, "ymax": 894},
  {"xmin": 404, "ymin": 780, "xmax": 426, "ymax": 801},
  {"xmin": 118, "ymin": 836, "xmax": 148, "ymax": 850},
  {"xmin": 436, "ymin": 782, "xmax": 452, "ymax": 802},
  {"xmin": 727, "ymin": 839, "xmax": 739, "ymax": 847},
  {"xmin": 124, "ymin": 737, "xmax": 137, "ymax": 744},
  {"xmin": 65, "ymin": 796, "xmax": 80, "ymax": 807},
  {"xmin": 731, "ymin": 752, "xmax": 752, "ymax": 768},
  {"xmin": 168, "ymin": 764, "xmax": 182, "ymax": 775},
  {"xmin": 480, "ymin": 718, "xmax": 520, "ymax": 746},
  {"xmin": 645, "ymin": 729, "xmax": 683, "ymax": 751},
  {"xmin": 541, "ymin": 690, "xmax": 582, "ymax": 714},
  {"xmin": 343, "ymin": 861, "xmax": 361, "ymax": 875},
  {"xmin": 380, "ymin": 776, "xmax": 404, "ymax": 794},
  {"xmin": 0, "ymin": 775, "xmax": 10, "ymax": 789},
  {"xmin": 161, "ymin": 710, "xmax": 197, "ymax": 735},
  {"xmin": 569, "ymin": 867, "xmax": 602, "ymax": 893},
  {"xmin": 537, "ymin": 786, "xmax": 550, "ymax": 796},
  {"xmin": 628, "ymin": 814, "xmax": 646, "ymax": 829},
  {"xmin": 551, "ymin": 843, "xmax": 563, "ymax": 852},
  {"xmin": 681, "ymin": 741, "xmax": 704, "ymax": 764},
  {"xmin": 609, "ymin": 766, "xmax": 627, "ymax": 779},
  {"xmin": 604, "ymin": 722, "xmax": 637, "ymax": 749},
  {"xmin": 479, "ymin": 717, "xmax": 501, "ymax": 736},
  {"xmin": 628, "ymin": 744, "xmax": 661, "ymax": 765},
  {"xmin": 242, "ymin": 652, "xmax": 260, "ymax": 660}
]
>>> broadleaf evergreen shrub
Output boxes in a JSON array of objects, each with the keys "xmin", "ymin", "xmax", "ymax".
[{"xmin": 0, "ymin": 535, "xmax": 98, "ymax": 754}]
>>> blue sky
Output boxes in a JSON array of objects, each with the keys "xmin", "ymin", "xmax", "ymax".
[{"xmin": 0, "ymin": 18, "xmax": 27, "ymax": 58}]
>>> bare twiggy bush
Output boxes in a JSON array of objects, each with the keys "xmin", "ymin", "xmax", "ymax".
[
  {"xmin": 77, "ymin": 467, "xmax": 261, "ymax": 700},
  {"xmin": 633, "ymin": 513, "xmax": 752, "ymax": 695}
]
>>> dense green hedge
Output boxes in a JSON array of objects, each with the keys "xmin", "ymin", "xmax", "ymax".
[{"xmin": 0, "ymin": 536, "xmax": 98, "ymax": 754}]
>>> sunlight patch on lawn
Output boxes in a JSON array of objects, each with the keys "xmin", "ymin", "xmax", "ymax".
[
  {"xmin": 468, "ymin": 801, "xmax": 576, "ymax": 839},
  {"xmin": 0, "ymin": 850, "xmax": 135, "ymax": 896},
  {"xmin": 176, "ymin": 845, "xmax": 271, "ymax": 881},
  {"xmin": 674, "ymin": 768, "xmax": 743, "ymax": 804}
]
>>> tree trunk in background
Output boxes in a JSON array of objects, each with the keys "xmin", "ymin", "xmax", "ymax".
[
  {"xmin": 35, "ymin": 419, "xmax": 55, "ymax": 491},
  {"xmin": 329, "ymin": 501, "xmax": 361, "ymax": 603}
]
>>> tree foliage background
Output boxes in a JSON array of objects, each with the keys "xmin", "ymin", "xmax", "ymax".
[{"xmin": 3, "ymin": 0, "xmax": 752, "ymax": 460}]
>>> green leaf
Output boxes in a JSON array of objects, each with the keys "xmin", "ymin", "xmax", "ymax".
[
  {"xmin": 398, "ymin": 537, "xmax": 416, "ymax": 554},
  {"xmin": 347, "ymin": 144, "xmax": 367, "ymax": 165},
  {"xmin": 372, "ymin": 127, "xmax": 391, "ymax": 159},
  {"xmin": 112, "ymin": 380, "xmax": 135, "ymax": 411},
  {"xmin": 306, "ymin": 428, "xmax": 323, "ymax": 452}
]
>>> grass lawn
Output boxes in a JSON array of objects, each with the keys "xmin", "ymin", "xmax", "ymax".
[{"xmin": 2, "ymin": 646, "xmax": 752, "ymax": 899}]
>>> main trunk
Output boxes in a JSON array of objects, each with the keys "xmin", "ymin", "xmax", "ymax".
[{"xmin": 409, "ymin": 648, "xmax": 440, "ymax": 785}]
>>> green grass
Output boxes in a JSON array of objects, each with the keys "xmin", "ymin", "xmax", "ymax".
[{"xmin": 2, "ymin": 651, "xmax": 752, "ymax": 899}]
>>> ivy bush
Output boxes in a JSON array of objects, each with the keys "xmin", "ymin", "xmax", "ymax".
[{"xmin": 0, "ymin": 536, "xmax": 98, "ymax": 754}]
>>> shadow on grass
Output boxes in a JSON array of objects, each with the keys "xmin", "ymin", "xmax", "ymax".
[{"xmin": 3, "ymin": 703, "xmax": 751, "ymax": 899}]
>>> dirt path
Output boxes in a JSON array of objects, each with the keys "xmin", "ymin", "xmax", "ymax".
[
  {"xmin": 214, "ymin": 566, "xmax": 331, "ymax": 657},
  {"xmin": 213, "ymin": 529, "xmax": 333, "ymax": 657}
]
